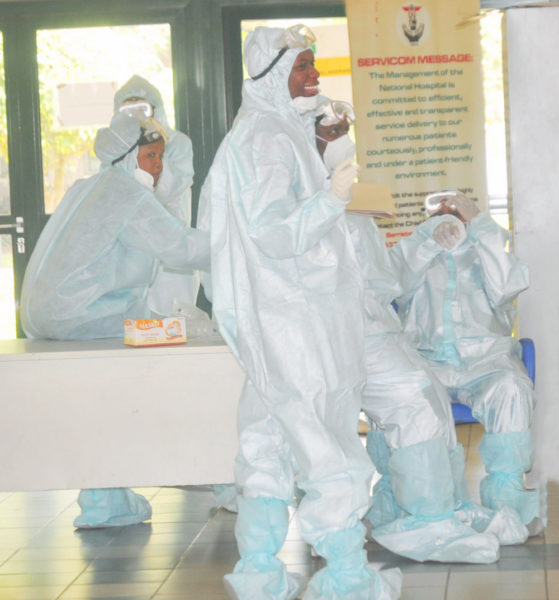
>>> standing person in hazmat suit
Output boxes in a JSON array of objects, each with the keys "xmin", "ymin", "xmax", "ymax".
[
  {"xmin": 113, "ymin": 74, "xmax": 200, "ymax": 315},
  {"xmin": 20, "ymin": 112, "xmax": 209, "ymax": 528},
  {"xmin": 197, "ymin": 24, "xmax": 401, "ymax": 600},
  {"xmin": 315, "ymin": 100, "xmax": 527, "ymax": 562},
  {"xmin": 390, "ymin": 191, "xmax": 545, "ymax": 535}
]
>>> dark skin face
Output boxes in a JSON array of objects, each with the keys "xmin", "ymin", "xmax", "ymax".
[
  {"xmin": 315, "ymin": 118, "xmax": 350, "ymax": 157},
  {"xmin": 137, "ymin": 139, "xmax": 165, "ymax": 187},
  {"xmin": 288, "ymin": 49, "xmax": 320, "ymax": 99}
]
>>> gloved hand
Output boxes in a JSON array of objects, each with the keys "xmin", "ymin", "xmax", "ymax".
[
  {"xmin": 445, "ymin": 192, "xmax": 480, "ymax": 222},
  {"xmin": 331, "ymin": 157, "xmax": 359, "ymax": 206},
  {"xmin": 433, "ymin": 219, "xmax": 466, "ymax": 250}
]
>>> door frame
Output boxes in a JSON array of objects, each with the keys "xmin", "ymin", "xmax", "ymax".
[{"xmin": 0, "ymin": 0, "xmax": 194, "ymax": 336}]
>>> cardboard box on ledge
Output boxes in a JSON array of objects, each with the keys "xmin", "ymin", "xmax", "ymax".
[
  {"xmin": 124, "ymin": 317, "xmax": 187, "ymax": 347},
  {"xmin": 346, "ymin": 182, "xmax": 396, "ymax": 219}
]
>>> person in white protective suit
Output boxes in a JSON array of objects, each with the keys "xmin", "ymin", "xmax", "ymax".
[
  {"xmin": 20, "ymin": 112, "xmax": 209, "ymax": 528},
  {"xmin": 390, "ymin": 191, "xmax": 545, "ymax": 536},
  {"xmin": 197, "ymin": 24, "xmax": 401, "ymax": 600},
  {"xmin": 314, "ymin": 101, "xmax": 527, "ymax": 562},
  {"xmin": 113, "ymin": 74, "xmax": 200, "ymax": 315}
]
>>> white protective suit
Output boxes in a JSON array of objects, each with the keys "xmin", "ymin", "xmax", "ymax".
[
  {"xmin": 20, "ymin": 112, "xmax": 209, "ymax": 340},
  {"xmin": 390, "ymin": 211, "xmax": 545, "ymax": 531},
  {"xmin": 198, "ymin": 25, "xmax": 401, "ymax": 600},
  {"xmin": 19, "ymin": 112, "xmax": 209, "ymax": 528},
  {"xmin": 348, "ymin": 214, "xmax": 528, "ymax": 562},
  {"xmin": 113, "ymin": 74, "xmax": 199, "ymax": 315}
]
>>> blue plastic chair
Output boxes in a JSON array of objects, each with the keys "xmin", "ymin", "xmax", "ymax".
[{"xmin": 451, "ymin": 338, "xmax": 535, "ymax": 424}]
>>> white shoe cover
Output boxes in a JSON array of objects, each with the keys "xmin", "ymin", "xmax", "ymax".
[
  {"xmin": 483, "ymin": 505, "xmax": 529, "ymax": 545},
  {"xmin": 224, "ymin": 570, "xmax": 305, "ymax": 600},
  {"xmin": 457, "ymin": 503, "xmax": 528, "ymax": 545},
  {"xmin": 302, "ymin": 565, "xmax": 402, "ymax": 600},
  {"xmin": 372, "ymin": 516, "xmax": 500, "ymax": 563},
  {"xmin": 527, "ymin": 517, "xmax": 545, "ymax": 537}
]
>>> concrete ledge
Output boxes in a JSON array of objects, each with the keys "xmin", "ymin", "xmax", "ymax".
[{"xmin": 0, "ymin": 337, "xmax": 244, "ymax": 491}]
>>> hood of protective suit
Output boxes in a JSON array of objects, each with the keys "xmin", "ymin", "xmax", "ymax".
[
  {"xmin": 94, "ymin": 112, "xmax": 142, "ymax": 172},
  {"xmin": 241, "ymin": 27, "xmax": 312, "ymax": 118},
  {"xmin": 114, "ymin": 74, "xmax": 170, "ymax": 128}
]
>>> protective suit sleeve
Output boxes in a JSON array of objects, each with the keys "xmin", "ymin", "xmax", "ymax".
[
  {"xmin": 389, "ymin": 216, "xmax": 448, "ymax": 305},
  {"xmin": 119, "ymin": 193, "xmax": 210, "ymax": 270},
  {"xmin": 245, "ymin": 129, "xmax": 345, "ymax": 259},
  {"xmin": 467, "ymin": 212, "xmax": 529, "ymax": 307},
  {"xmin": 154, "ymin": 131, "xmax": 194, "ymax": 225},
  {"xmin": 347, "ymin": 214, "xmax": 401, "ymax": 304},
  {"xmin": 195, "ymin": 172, "xmax": 213, "ymax": 302}
]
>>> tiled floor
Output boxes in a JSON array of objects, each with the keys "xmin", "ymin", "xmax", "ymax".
[{"xmin": 0, "ymin": 423, "xmax": 555, "ymax": 600}]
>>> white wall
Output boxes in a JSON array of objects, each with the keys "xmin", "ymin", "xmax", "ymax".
[{"xmin": 505, "ymin": 7, "xmax": 559, "ymax": 488}]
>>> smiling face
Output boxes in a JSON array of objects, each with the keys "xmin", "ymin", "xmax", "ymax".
[
  {"xmin": 137, "ymin": 139, "xmax": 165, "ymax": 187},
  {"xmin": 288, "ymin": 49, "xmax": 320, "ymax": 99}
]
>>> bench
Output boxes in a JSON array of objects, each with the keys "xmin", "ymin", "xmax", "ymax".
[{"xmin": 0, "ymin": 337, "xmax": 244, "ymax": 492}]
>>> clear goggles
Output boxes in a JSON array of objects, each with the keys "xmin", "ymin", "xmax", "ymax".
[
  {"xmin": 252, "ymin": 24, "xmax": 316, "ymax": 81},
  {"xmin": 319, "ymin": 100, "xmax": 355, "ymax": 126},
  {"xmin": 119, "ymin": 97, "xmax": 154, "ymax": 119},
  {"xmin": 424, "ymin": 190, "xmax": 459, "ymax": 216},
  {"xmin": 280, "ymin": 24, "xmax": 316, "ymax": 49}
]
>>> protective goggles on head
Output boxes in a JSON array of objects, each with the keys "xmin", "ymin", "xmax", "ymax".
[
  {"xmin": 139, "ymin": 117, "xmax": 170, "ymax": 143},
  {"xmin": 424, "ymin": 190, "xmax": 459, "ymax": 216},
  {"xmin": 119, "ymin": 97, "xmax": 154, "ymax": 119},
  {"xmin": 252, "ymin": 24, "xmax": 316, "ymax": 81},
  {"xmin": 280, "ymin": 24, "xmax": 316, "ymax": 49},
  {"xmin": 318, "ymin": 100, "xmax": 355, "ymax": 126},
  {"xmin": 138, "ymin": 128, "xmax": 164, "ymax": 146}
]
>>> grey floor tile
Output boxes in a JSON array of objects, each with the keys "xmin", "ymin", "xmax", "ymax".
[
  {"xmin": 177, "ymin": 541, "xmax": 239, "ymax": 569},
  {"xmin": 59, "ymin": 581, "xmax": 161, "ymax": 599},
  {"xmin": 0, "ymin": 558, "xmax": 88, "ymax": 575},
  {"xmin": 401, "ymin": 587, "xmax": 446, "ymax": 600},
  {"xmin": 447, "ymin": 569, "xmax": 546, "ymax": 600},
  {"xmin": 0, "ymin": 584, "xmax": 68, "ymax": 599},
  {"xmin": 73, "ymin": 568, "xmax": 171, "ymax": 585},
  {"xmin": 85, "ymin": 556, "xmax": 180, "ymax": 572},
  {"xmin": 0, "ymin": 571, "xmax": 77, "ymax": 587}
]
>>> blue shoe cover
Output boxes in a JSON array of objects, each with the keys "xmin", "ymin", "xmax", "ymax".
[
  {"xmin": 372, "ymin": 516, "xmax": 500, "ymax": 563},
  {"xmin": 364, "ymin": 432, "xmax": 401, "ymax": 528},
  {"xmin": 481, "ymin": 475, "xmax": 545, "ymax": 527},
  {"xmin": 479, "ymin": 431, "xmax": 546, "ymax": 525},
  {"xmin": 226, "ymin": 497, "xmax": 302, "ymax": 599},
  {"xmin": 388, "ymin": 438, "xmax": 455, "ymax": 517},
  {"xmin": 73, "ymin": 488, "xmax": 152, "ymax": 528},
  {"xmin": 304, "ymin": 523, "xmax": 402, "ymax": 600},
  {"xmin": 457, "ymin": 502, "xmax": 528, "ymax": 545}
]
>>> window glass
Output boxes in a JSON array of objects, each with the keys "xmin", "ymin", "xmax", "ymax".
[
  {"xmin": 0, "ymin": 34, "xmax": 10, "ymax": 217},
  {"xmin": 0, "ymin": 234, "xmax": 15, "ymax": 339},
  {"xmin": 37, "ymin": 24, "xmax": 173, "ymax": 214}
]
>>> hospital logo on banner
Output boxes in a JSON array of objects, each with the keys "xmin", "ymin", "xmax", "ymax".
[{"xmin": 396, "ymin": 4, "xmax": 431, "ymax": 47}]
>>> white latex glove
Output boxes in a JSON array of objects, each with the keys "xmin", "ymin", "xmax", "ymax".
[
  {"xmin": 433, "ymin": 218, "xmax": 466, "ymax": 250},
  {"xmin": 446, "ymin": 192, "xmax": 480, "ymax": 222},
  {"xmin": 330, "ymin": 157, "xmax": 359, "ymax": 206}
]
